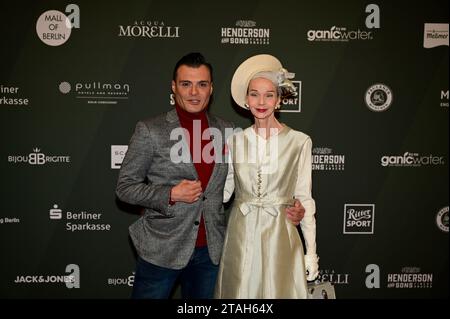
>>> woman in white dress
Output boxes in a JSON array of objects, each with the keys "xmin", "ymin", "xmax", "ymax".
[{"xmin": 215, "ymin": 54, "xmax": 319, "ymax": 299}]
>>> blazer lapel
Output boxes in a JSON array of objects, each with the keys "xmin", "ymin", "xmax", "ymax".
[
  {"xmin": 164, "ymin": 109, "xmax": 198, "ymax": 180},
  {"xmin": 204, "ymin": 113, "xmax": 223, "ymax": 194}
]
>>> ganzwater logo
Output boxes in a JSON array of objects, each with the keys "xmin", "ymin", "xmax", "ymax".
[
  {"xmin": 316, "ymin": 269, "xmax": 350, "ymax": 286},
  {"xmin": 58, "ymin": 81, "xmax": 130, "ymax": 105},
  {"xmin": 107, "ymin": 272, "xmax": 135, "ymax": 287},
  {"xmin": 221, "ymin": 20, "xmax": 270, "ymax": 45},
  {"xmin": 312, "ymin": 147, "xmax": 345, "ymax": 171},
  {"xmin": 36, "ymin": 4, "xmax": 80, "ymax": 46},
  {"xmin": 365, "ymin": 83, "xmax": 393, "ymax": 112},
  {"xmin": 441, "ymin": 90, "xmax": 449, "ymax": 107},
  {"xmin": 436, "ymin": 206, "xmax": 449, "ymax": 232},
  {"xmin": 279, "ymin": 81, "xmax": 301, "ymax": 112},
  {"xmin": 343, "ymin": 204, "xmax": 375, "ymax": 234},
  {"xmin": 307, "ymin": 26, "xmax": 374, "ymax": 42},
  {"xmin": 381, "ymin": 152, "xmax": 445, "ymax": 167},
  {"xmin": 118, "ymin": 20, "xmax": 180, "ymax": 38},
  {"xmin": 111, "ymin": 145, "xmax": 128, "ymax": 169},
  {"xmin": 1, "ymin": 84, "xmax": 30, "ymax": 107},
  {"xmin": 49, "ymin": 204, "xmax": 111, "ymax": 232},
  {"xmin": 423, "ymin": 23, "xmax": 449, "ymax": 48},
  {"xmin": 14, "ymin": 264, "xmax": 80, "ymax": 289},
  {"xmin": 8, "ymin": 148, "xmax": 71, "ymax": 165},
  {"xmin": 387, "ymin": 266, "xmax": 433, "ymax": 289}
]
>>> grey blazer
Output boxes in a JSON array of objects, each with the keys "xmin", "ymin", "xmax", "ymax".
[{"xmin": 116, "ymin": 109, "xmax": 234, "ymax": 269}]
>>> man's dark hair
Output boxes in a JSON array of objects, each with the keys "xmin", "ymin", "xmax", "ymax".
[{"xmin": 172, "ymin": 52, "xmax": 213, "ymax": 82}]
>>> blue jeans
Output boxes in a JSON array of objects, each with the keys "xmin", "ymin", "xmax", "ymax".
[{"xmin": 131, "ymin": 246, "xmax": 219, "ymax": 299}]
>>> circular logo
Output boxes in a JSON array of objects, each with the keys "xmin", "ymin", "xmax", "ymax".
[
  {"xmin": 59, "ymin": 82, "xmax": 71, "ymax": 94},
  {"xmin": 36, "ymin": 10, "xmax": 72, "ymax": 46},
  {"xmin": 436, "ymin": 206, "xmax": 449, "ymax": 232},
  {"xmin": 365, "ymin": 83, "xmax": 393, "ymax": 112}
]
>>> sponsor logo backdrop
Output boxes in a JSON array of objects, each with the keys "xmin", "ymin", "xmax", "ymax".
[{"xmin": 0, "ymin": 0, "xmax": 448, "ymax": 298}]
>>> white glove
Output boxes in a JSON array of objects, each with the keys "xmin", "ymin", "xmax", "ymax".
[{"xmin": 305, "ymin": 254, "xmax": 319, "ymax": 281}]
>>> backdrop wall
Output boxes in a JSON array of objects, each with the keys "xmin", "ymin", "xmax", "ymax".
[{"xmin": 0, "ymin": 0, "xmax": 448, "ymax": 299}]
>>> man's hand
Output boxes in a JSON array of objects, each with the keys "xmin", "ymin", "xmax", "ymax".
[
  {"xmin": 170, "ymin": 179, "xmax": 202, "ymax": 203},
  {"xmin": 285, "ymin": 199, "xmax": 305, "ymax": 226}
]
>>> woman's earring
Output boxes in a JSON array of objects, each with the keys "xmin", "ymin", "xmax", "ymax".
[
  {"xmin": 275, "ymin": 104, "xmax": 281, "ymax": 109},
  {"xmin": 244, "ymin": 103, "xmax": 250, "ymax": 109}
]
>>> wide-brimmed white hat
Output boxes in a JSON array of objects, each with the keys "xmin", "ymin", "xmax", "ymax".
[{"xmin": 231, "ymin": 54, "xmax": 291, "ymax": 109}]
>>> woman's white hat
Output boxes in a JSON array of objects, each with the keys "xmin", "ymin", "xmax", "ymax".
[{"xmin": 231, "ymin": 54, "xmax": 295, "ymax": 109}]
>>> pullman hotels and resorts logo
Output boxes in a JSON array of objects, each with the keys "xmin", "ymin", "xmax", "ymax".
[
  {"xmin": 0, "ymin": 84, "xmax": 30, "ymax": 107},
  {"xmin": 118, "ymin": 20, "xmax": 180, "ymax": 38},
  {"xmin": 365, "ymin": 83, "xmax": 393, "ymax": 112},
  {"xmin": 14, "ymin": 264, "xmax": 80, "ymax": 289},
  {"xmin": 58, "ymin": 80, "xmax": 131, "ymax": 104},
  {"xmin": 221, "ymin": 20, "xmax": 270, "ymax": 45},
  {"xmin": 423, "ymin": 23, "xmax": 449, "ymax": 48},
  {"xmin": 343, "ymin": 204, "xmax": 375, "ymax": 234},
  {"xmin": 312, "ymin": 147, "xmax": 345, "ymax": 171},
  {"xmin": 49, "ymin": 204, "xmax": 111, "ymax": 232},
  {"xmin": 8, "ymin": 147, "xmax": 70, "ymax": 165},
  {"xmin": 36, "ymin": 4, "xmax": 80, "ymax": 46}
]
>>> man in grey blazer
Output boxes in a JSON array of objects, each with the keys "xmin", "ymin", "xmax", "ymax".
[{"xmin": 116, "ymin": 52, "xmax": 304, "ymax": 299}]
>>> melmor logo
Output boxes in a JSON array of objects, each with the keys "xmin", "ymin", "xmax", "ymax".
[
  {"xmin": 49, "ymin": 203, "xmax": 111, "ymax": 232},
  {"xmin": 436, "ymin": 206, "xmax": 449, "ymax": 233},
  {"xmin": 1, "ymin": 84, "xmax": 30, "ymax": 107},
  {"xmin": 221, "ymin": 20, "xmax": 270, "ymax": 45},
  {"xmin": 312, "ymin": 147, "xmax": 345, "ymax": 171},
  {"xmin": 111, "ymin": 145, "xmax": 128, "ymax": 169},
  {"xmin": 118, "ymin": 20, "xmax": 180, "ymax": 38},
  {"xmin": 343, "ymin": 204, "xmax": 375, "ymax": 234},
  {"xmin": 423, "ymin": 23, "xmax": 449, "ymax": 48},
  {"xmin": 279, "ymin": 81, "xmax": 302, "ymax": 112},
  {"xmin": 36, "ymin": 4, "xmax": 80, "ymax": 46},
  {"xmin": 365, "ymin": 83, "xmax": 393, "ymax": 112},
  {"xmin": 14, "ymin": 264, "xmax": 80, "ymax": 289},
  {"xmin": 381, "ymin": 152, "xmax": 445, "ymax": 167},
  {"xmin": 7, "ymin": 147, "xmax": 71, "ymax": 165},
  {"xmin": 58, "ymin": 80, "xmax": 130, "ymax": 105}
]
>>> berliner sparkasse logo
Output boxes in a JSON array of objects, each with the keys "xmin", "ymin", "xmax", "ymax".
[
  {"xmin": 343, "ymin": 204, "xmax": 375, "ymax": 234},
  {"xmin": 365, "ymin": 83, "xmax": 393, "ymax": 112}
]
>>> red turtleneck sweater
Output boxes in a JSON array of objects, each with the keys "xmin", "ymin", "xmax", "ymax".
[{"xmin": 174, "ymin": 104, "xmax": 215, "ymax": 247}]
